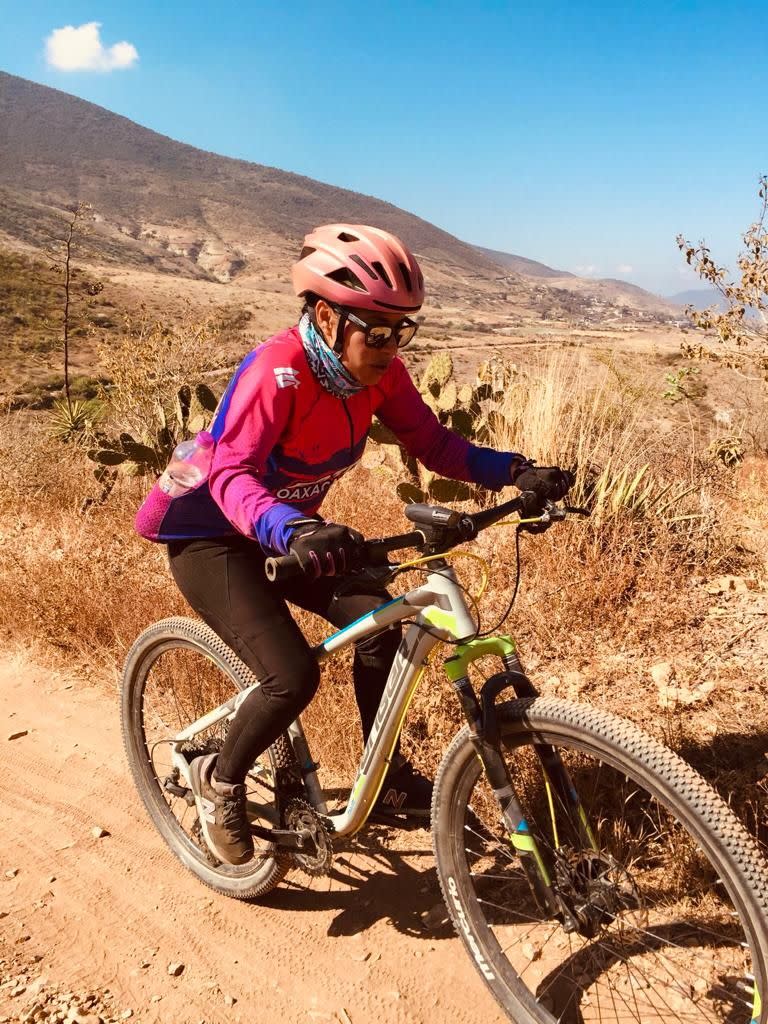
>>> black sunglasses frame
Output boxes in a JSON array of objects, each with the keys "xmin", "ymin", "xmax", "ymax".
[{"xmin": 333, "ymin": 306, "xmax": 419, "ymax": 349}]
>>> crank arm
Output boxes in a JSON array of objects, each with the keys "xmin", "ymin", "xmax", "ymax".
[{"xmin": 250, "ymin": 825, "xmax": 317, "ymax": 853}]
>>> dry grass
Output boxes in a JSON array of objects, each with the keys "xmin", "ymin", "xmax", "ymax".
[{"xmin": 1, "ymin": 348, "xmax": 766, "ymax": 844}]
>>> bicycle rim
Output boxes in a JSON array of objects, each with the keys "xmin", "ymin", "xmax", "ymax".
[
  {"xmin": 433, "ymin": 697, "xmax": 768, "ymax": 1024},
  {"xmin": 122, "ymin": 618, "xmax": 290, "ymax": 899}
]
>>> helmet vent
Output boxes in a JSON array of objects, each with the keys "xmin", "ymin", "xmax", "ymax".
[
  {"xmin": 327, "ymin": 267, "xmax": 365, "ymax": 292},
  {"xmin": 299, "ymin": 246, "xmax": 316, "ymax": 260},
  {"xmin": 371, "ymin": 261, "xmax": 392, "ymax": 289},
  {"xmin": 337, "ymin": 231, "xmax": 360, "ymax": 243},
  {"xmin": 349, "ymin": 254, "xmax": 378, "ymax": 279},
  {"xmin": 398, "ymin": 262, "xmax": 412, "ymax": 291}
]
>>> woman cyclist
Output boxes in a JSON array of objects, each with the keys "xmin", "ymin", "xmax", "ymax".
[{"xmin": 136, "ymin": 223, "xmax": 572, "ymax": 865}]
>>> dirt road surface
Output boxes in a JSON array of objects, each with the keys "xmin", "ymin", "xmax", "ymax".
[{"xmin": 0, "ymin": 654, "xmax": 503, "ymax": 1024}]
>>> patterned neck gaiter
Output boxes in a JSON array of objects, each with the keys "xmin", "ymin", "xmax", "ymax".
[{"xmin": 299, "ymin": 313, "xmax": 365, "ymax": 399}]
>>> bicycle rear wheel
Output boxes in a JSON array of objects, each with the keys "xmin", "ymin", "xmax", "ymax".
[
  {"xmin": 121, "ymin": 616, "xmax": 295, "ymax": 899},
  {"xmin": 432, "ymin": 696, "xmax": 768, "ymax": 1024}
]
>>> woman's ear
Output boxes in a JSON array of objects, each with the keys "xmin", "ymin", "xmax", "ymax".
[{"xmin": 313, "ymin": 299, "xmax": 336, "ymax": 346}]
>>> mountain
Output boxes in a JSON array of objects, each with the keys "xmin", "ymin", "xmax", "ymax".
[
  {"xmin": 667, "ymin": 288, "xmax": 727, "ymax": 311},
  {"xmin": 0, "ymin": 71, "xmax": 503, "ymax": 286},
  {"xmin": 474, "ymin": 246, "xmax": 573, "ymax": 279},
  {"xmin": 0, "ymin": 71, "xmax": 677, "ymax": 321},
  {"xmin": 479, "ymin": 245, "xmax": 674, "ymax": 313}
]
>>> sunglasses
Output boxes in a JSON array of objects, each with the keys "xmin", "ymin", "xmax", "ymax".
[{"xmin": 334, "ymin": 306, "xmax": 419, "ymax": 349}]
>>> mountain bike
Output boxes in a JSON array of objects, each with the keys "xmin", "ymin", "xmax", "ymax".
[{"xmin": 121, "ymin": 494, "xmax": 768, "ymax": 1024}]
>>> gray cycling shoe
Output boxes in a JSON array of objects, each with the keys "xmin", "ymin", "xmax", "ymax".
[
  {"xmin": 188, "ymin": 753, "xmax": 254, "ymax": 865},
  {"xmin": 373, "ymin": 755, "xmax": 433, "ymax": 821}
]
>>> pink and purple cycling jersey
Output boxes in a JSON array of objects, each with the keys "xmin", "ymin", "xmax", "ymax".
[{"xmin": 135, "ymin": 326, "xmax": 519, "ymax": 554}]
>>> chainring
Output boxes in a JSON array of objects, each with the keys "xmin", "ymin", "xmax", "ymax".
[{"xmin": 284, "ymin": 799, "xmax": 333, "ymax": 877}]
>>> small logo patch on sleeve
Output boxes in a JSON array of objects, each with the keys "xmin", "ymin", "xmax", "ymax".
[{"xmin": 274, "ymin": 367, "xmax": 300, "ymax": 389}]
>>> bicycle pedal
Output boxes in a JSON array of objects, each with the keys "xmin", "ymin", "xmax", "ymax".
[{"xmin": 163, "ymin": 779, "xmax": 195, "ymax": 805}]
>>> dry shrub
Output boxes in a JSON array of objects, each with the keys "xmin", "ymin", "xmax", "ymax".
[
  {"xmin": 96, "ymin": 309, "xmax": 231, "ymax": 441},
  {"xmin": 301, "ymin": 351, "xmax": 754, "ymax": 790},
  {"xmin": 0, "ymin": 413, "xmax": 181, "ymax": 672}
]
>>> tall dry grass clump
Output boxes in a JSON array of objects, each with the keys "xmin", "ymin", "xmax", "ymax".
[
  {"xmin": 306, "ymin": 349, "xmax": 751, "ymax": 790},
  {"xmin": 0, "ymin": 412, "xmax": 183, "ymax": 673}
]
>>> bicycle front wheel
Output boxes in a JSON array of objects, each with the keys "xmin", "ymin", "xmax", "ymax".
[
  {"xmin": 432, "ymin": 696, "xmax": 768, "ymax": 1024},
  {"xmin": 121, "ymin": 616, "xmax": 294, "ymax": 900}
]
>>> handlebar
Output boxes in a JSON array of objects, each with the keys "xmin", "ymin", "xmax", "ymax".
[
  {"xmin": 264, "ymin": 529, "xmax": 426, "ymax": 582},
  {"xmin": 264, "ymin": 494, "xmax": 588, "ymax": 583}
]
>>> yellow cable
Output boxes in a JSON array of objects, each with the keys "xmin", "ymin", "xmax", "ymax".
[
  {"xmin": 395, "ymin": 548, "xmax": 490, "ymax": 602},
  {"xmin": 393, "ymin": 512, "xmax": 543, "ymax": 603}
]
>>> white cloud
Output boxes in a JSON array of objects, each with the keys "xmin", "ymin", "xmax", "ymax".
[
  {"xmin": 574, "ymin": 264, "xmax": 599, "ymax": 276},
  {"xmin": 616, "ymin": 264, "xmax": 633, "ymax": 274},
  {"xmin": 45, "ymin": 22, "xmax": 139, "ymax": 72}
]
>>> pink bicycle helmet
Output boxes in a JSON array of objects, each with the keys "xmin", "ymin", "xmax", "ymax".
[{"xmin": 292, "ymin": 224, "xmax": 425, "ymax": 313}]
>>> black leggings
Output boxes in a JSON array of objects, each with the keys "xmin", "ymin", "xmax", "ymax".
[{"xmin": 168, "ymin": 536, "xmax": 401, "ymax": 785}]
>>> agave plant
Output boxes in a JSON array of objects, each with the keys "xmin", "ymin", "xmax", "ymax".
[{"xmin": 49, "ymin": 398, "xmax": 101, "ymax": 441}]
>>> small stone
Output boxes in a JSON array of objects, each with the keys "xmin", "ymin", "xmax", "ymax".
[
  {"xmin": 91, "ymin": 827, "xmax": 109, "ymax": 839},
  {"xmin": 48, "ymin": 876, "xmax": 57, "ymax": 884},
  {"xmin": 5, "ymin": 868, "xmax": 19, "ymax": 878},
  {"xmin": 223, "ymin": 995, "xmax": 236, "ymax": 1007},
  {"xmin": 167, "ymin": 962, "xmax": 184, "ymax": 977},
  {"xmin": 120, "ymin": 1011, "xmax": 133, "ymax": 1020},
  {"xmin": 8, "ymin": 730, "xmax": 29, "ymax": 741},
  {"xmin": 650, "ymin": 661, "xmax": 673, "ymax": 687},
  {"xmin": 150, "ymin": 995, "xmax": 162, "ymax": 1003},
  {"xmin": 658, "ymin": 679, "xmax": 716, "ymax": 708},
  {"xmin": 522, "ymin": 942, "xmax": 541, "ymax": 961}
]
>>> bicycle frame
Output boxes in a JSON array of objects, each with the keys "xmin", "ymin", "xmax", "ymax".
[
  {"xmin": 171, "ymin": 562, "xmax": 476, "ymax": 836},
  {"xmin": 170, "ymin": 557, "xmax": 594, "ymax": 913}
]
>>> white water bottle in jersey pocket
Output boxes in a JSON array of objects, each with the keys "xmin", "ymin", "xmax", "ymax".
[{"xmin": 158, "ymin": 430, "xmax": 215, "ymax": 497}]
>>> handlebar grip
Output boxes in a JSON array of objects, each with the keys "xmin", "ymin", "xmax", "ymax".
[{"xmin": 264, "ymin": 554, "xmax": 303, "ymax": 582}]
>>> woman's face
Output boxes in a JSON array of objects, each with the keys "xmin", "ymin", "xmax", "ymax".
[{"xmin": 314, "ymin": 300, "xmax": 413, "ymax": 387}]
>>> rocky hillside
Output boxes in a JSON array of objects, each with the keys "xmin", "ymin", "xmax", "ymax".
[
  {"xmin": 0, "ymin": 71, "xmax": 503, "ymax": 285},
  {"xmin": 0, "ymin": 71, "xmax": 679, "ymax": 321}
]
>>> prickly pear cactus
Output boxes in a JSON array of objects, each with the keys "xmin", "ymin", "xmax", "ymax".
[
  {"xmin": 368, "ymin": 352, "xmax": 518, "ymax": 504},
  {"xmin": 87, "ymin": 382, "xmax": 220, "ymax": 477}
]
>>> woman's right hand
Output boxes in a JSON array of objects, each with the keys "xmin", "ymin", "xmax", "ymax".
[
  {"xmin": 514, "ymin": 466, "xmax": 574, "ymax": 502},
  {"xmin": 288, "ymin": 520, "xmax": 363, "ymax": 577}
]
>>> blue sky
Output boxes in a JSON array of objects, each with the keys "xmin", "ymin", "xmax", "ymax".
[{"xmin": 2, "ymin": 0, "xmax": 766, "ymax": 295}]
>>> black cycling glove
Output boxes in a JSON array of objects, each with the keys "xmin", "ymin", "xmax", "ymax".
[
  {"xmin": 514, "ymin": 466, "xmax": 575, "ymax": 517},
  {"xmin": 287, "ymin": 520, "xmax": 363, "ymax": 578}
]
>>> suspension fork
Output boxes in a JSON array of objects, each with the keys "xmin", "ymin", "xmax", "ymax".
[
  {"xmin": 444, "ymin": 640, "xmax": 594, "ymax": 922},
  {"xmin": 490, "ymin": 653, "xmax": 598, "ymax": 853}
]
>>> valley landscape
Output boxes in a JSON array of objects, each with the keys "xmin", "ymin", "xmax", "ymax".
[{"xmin": 1, "ymin": 69, "xmax": 767, "ymax": 1024}]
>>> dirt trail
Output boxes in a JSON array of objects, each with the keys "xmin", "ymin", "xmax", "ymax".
[{"xmin": 0, "ymin": 654, "xmax": 502, "ymax": 1024}]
